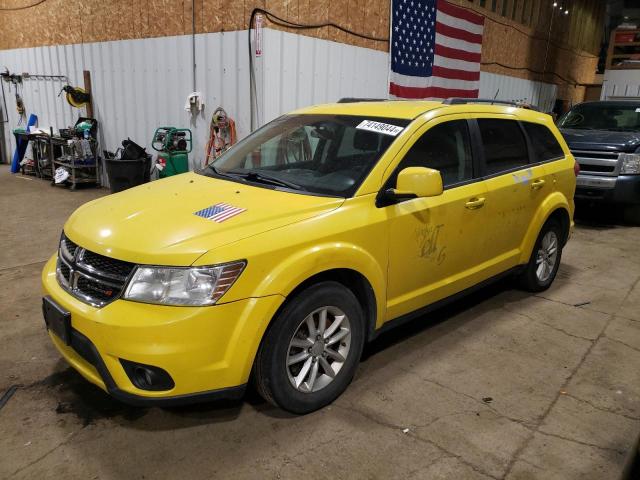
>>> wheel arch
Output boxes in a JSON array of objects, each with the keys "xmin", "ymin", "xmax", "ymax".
[
  {"xmin": 282, "ymin": 269, "xmax": 379, "ymax": 342},
  {"xmin": 519, "ymin": 192, "xmax": 572, "ymax": 264}
]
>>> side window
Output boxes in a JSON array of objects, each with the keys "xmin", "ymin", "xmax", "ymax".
[
  {"xmin": 394, "ymin": 120, "xmax": 473, "ymax": 187},
  {"xmin": 477, "ymin": 119, "xmax": 529, "ymax": 175},
  {"xmin": 522, "ymin": 122, "xmax": 564, "ymax": 162}
]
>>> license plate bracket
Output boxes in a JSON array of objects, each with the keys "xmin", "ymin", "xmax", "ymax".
[{"xmin": 42, "ymin": 296, "xmax": 71, "ymax": 345}]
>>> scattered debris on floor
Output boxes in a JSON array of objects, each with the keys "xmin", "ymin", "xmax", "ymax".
[{"xmin": 0, "ymin": 384, "xmax": 21, "ymax": 411}]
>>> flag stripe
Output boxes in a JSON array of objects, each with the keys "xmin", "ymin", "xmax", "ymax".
[
  {"xmin": 390, "ymin": 71, "xmax": 480, "ymax": 89},
  {"xmin": 390, "ymin": 83, "xmax": 479, "ymax": 99},
  {"xmin": 437, "ymin": 0, "xmax": 485, "ymax": 27},
  {"xmin": 211, "ymin": 207, "xmax": 245, "ymax": 222},
  {"xmin": 432, "ymin": 65, "xmax": 480, "ymax": 81},
  {"xmin": 434, "ymin": 44, "xmax": 481, "ymax": 63},
  {"xmin": 435, "ymin": 21, "xmax": 483, "ymax": 45},
  {"xmin": 433, "ymin": 54, "xmax": 480, "ymax": 72},
  {"xmin": 435, "ymin": 32, "xmax": 482, "ymax": 54}
]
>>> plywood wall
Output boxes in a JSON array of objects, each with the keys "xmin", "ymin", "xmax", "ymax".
[{"xmin": 0, "ymin": 0, "xmax": 601, "ymax": 102}]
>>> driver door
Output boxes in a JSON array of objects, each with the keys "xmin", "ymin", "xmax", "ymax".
[{"xmin": 383, "ymin": 118, "xmax": 491, "ymax": 321}]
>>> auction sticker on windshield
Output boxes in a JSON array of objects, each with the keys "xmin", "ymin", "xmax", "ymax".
[{"xmin": 356, "ymin": 120, "xmax": 404, "ymax": 136}]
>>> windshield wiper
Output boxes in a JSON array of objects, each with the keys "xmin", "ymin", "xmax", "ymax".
[
  {"xmin": 206, "ymin": 164, "xmax": 245, "ymax": 181},
  {"xmin": 225, "ymin": 170, "xmax": 304, "ymax": 190}
]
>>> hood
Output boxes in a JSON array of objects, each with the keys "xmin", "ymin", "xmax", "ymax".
[
  {"xmin": 64, "ymin": 173, "xmax": 344, "ymax": 265},
  {"xmin": 560, "ymin": 128, "xmax": 640, "ymax": 152}
]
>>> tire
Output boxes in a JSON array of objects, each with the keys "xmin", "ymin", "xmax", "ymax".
[
  {"xmin": 254, "ymin": 281, "xmax": 365, "ymax": 414},
  {"xmin": 518, "ymin": 220, "xmax": 563, "ymax": 292},
  {"xmin": 623, "ymin": 205, "xmax": 640, "ymax": 225}
]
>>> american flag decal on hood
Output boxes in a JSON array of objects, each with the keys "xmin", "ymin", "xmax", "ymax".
[{"xmin": 194, "ymin": 203, "xmax": 247, "ymax": 223}]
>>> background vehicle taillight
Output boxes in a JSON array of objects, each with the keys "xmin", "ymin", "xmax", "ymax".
[{"xmin": 574, "ymin": 160, "xmax": 580, "ymax": 176}]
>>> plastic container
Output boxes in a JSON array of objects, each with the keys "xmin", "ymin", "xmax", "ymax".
[{"xmin": 105, "ymin": 154, "xmax": 151, "ymax": 193}]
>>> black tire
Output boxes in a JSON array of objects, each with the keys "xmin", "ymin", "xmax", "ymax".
[
  {"xmin": 254, "ymin": 281, "xmax": 365, "ymax": 414},
  {"xmin": 623, "ymin": 206, "xmax": 640, "ymax": 225},
  {"xmin": 518, "ymin": 220, "xmax": 563, "ymax": 292}
]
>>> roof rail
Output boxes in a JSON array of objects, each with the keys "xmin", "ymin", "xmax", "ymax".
[
  {"xmin": 337, "ymin": 97, "xmax": 387, "ymax": 103},
  {"xmin": 442, "ymin": 98, "xmax": 539, "ymax": 111}
]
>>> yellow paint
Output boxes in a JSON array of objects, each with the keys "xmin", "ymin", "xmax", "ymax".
[{"xmin": 42, "ymin": 101, "xmax": 576, "ymax": 400}]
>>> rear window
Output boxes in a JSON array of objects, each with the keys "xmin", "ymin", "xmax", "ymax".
[
  {"xmin": 522, "ymin": 122, "xmax": 564, "ymax": 162},
  {"xmin": 477, "ymin": 119, "xmax": 529, "ymax": 175}
]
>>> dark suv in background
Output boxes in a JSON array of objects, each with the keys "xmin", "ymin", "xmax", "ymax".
[{"xmin": 558, "ymin": 101, "xmax": 640, "ymax": 222}]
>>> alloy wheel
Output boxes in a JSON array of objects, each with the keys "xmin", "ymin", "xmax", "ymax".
[
  {"xmin": 286, "ymin": 306, "xmax": 352, "ymax": 393},
  {"xmin": 536, "ymin": 230, "xmax": 558, "ymax": 283}
]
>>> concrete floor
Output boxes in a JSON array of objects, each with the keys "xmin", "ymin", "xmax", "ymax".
[{"xmin": 1, "ymin": 164, "xmax": 639, "ymax": 480}]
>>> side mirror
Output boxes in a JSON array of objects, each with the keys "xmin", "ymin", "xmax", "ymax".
[
  {"xmin": 396, "ymin": 166, "xmax": 443, "ymax": 197},
  {"xmin": 377, "ymin": 167, "xmax": 443, "ymax": 206}
]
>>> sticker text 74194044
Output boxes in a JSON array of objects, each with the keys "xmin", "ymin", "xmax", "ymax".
[{"xmin": 356, "ymin": 120, "xmax": 404, "ymax": 137}]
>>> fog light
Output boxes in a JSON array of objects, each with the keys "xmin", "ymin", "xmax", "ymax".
[{"xmin": 120, "ymin": 359, "xmax": 175, "ymax": 391}]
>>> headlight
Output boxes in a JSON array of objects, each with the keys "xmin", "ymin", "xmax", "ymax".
[
  {"xmin": 123, "ymin": 261, "xmax": 246, "ymax": 306},
  {"xmin": 620, "ymin": 153, "xmax": 640, "ymax": 174}
]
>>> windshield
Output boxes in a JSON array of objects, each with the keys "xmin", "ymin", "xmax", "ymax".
[
  {"xmin": 199, "ymin": 114, "xmax": 409, "ymax": 197},
  {"xmin": 558, "ymin": 103, "xmax": 640, "ymax": 131}
]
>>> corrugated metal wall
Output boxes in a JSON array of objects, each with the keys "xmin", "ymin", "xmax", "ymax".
[
  {"xmin": 0, "ymin": 31, "xmax": 252, "ymax": 172},
  {"xmin": 1, "ymin": 29, "xmax": 558, "ymax": 177},
  {"xmin": 479, "ymin": 72, "xmax": 557, "ymax": 112},
  {"xmin": 260, "ymin": 29, "xmax": 390, "ymax": 125},
  {"xmin": 601, "ymin": 70, "xmax": 640, "ymax": 100}
]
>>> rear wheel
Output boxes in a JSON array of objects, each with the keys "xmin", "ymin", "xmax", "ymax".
[
  {"xmin": 254, "ymin": 281, "xmax": 364, "ymax": 414},
  {"xmin": 518, "ymin": 220, "xmax": 563, "ymax": 292}
]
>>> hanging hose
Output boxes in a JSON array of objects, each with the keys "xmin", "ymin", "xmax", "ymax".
[
  {"xmin": 58, "ymin": 85, "xmax": 90, "ymax": 108},
  {"xmin": 204, "ymin": 107, "xmax": 237, "ymax": 166}
]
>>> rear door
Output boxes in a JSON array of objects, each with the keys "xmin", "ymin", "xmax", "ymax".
[{"xmin": 473, "ymin": 117, "xmax": 549, "ymax": 273}]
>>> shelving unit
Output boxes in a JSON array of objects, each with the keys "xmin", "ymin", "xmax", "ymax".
[
  {"xmin": 50, "ymin": 136, "xmax": 100, "ymax": 190},
  {"xmin": 606, "ymin": 28, "xmax": 640, "ymax": 70}
]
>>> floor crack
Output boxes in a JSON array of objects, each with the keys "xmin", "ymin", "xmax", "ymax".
[
  {"xmin": 10, "ymin": 424, "xmax": 88, "ymax": 476},
  {"xmin": 501, "ymin": 274, "xmax": 640, "ymax": 479},
  {"xmin": 565, "ymin": 393, "xmax": 640, "ymax": 421},
  {"xmin": 536, "ymin": 429, "xmax": 626, "ymax": 455},
  {"xmin": 333, "ymin": 403, "xmax": 501, "ymax": 480},
  {"xmin": 531, "ymin": 295, "xmax": 611, "ymax": 315},
  {"xmin": 502, "ymin": 306, "xmax": 596, "ymax": 342},
  {"xmin": 603, "ymin": 335, "xmax": 640, "ymax": 355},
  {"xmin": 398, "ymin": 369, "xmax": 536, "ymax": 428}
]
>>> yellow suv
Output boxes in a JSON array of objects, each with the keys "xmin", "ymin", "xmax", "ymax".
[{"xmin": 42, "ymin": 99, "xmax": 576, "ymax": 413}]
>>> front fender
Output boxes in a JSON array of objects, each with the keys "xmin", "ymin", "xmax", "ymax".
[
  {"xmin": 518, "ymin": 191, "xmax": 572, "ymax": 265},
  {"xmin": 249, "ymin": 242, "xmax": 387, "ymax": 329}
]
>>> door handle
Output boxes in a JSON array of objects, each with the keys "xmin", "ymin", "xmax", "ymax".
[
  {"xmin": 531, "ymin": 179, "xmax": 546, "ymax": 190},
  {"xmin": 465, "ymin": 197, "xmax": 486, "ymax": 210}
]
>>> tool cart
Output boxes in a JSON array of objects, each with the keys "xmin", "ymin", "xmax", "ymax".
[{"xmin": 50, "ymin": 118, "xmax": 101, "ymax": 190}]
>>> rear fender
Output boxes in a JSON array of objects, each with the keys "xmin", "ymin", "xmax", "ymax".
[{"xmin": 518, "ymin": 191, "xmax": 571, "ymax": 265}]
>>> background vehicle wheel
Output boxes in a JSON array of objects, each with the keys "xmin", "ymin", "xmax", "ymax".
[
  {"xmin": 623, "ymin": 206, "xmax": 640, "ymax": 225},
  {"xmin": 518, "ymin": 220, "xmax": 563, "ymax": 292},
  {"xmin": 254, "ymin": 281, "xmax": 365, "ymax": 414}
]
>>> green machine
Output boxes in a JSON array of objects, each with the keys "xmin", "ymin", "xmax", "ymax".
[{"xmin": 152, "ymin": 127, "xmax": 192, "ymax": 178}]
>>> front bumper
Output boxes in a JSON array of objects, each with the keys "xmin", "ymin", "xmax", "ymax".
[
  {"xmin": 575, "ymin": 174, "xmax": 640, "ymax": 205},
  {"xmin": 42, "ymin": 255, "xmax": 285, "ymax": 405}
]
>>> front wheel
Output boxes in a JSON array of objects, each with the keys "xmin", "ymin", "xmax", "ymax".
[
  {"xmin": 253, "ymin": 281, "xmax": 365, "ymax": 414},
  {"xmin": 518, "ymin": 220, "xmax": 563, "ymax": 292}
]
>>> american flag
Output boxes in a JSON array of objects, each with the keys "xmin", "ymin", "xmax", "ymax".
[
  {"xmin": 389, "ymin": 0, "xmax": 484, "ymax": 99},
  {"xmin": 194, "ymin": 203, "xmax": 246, "ymax": 223}
]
